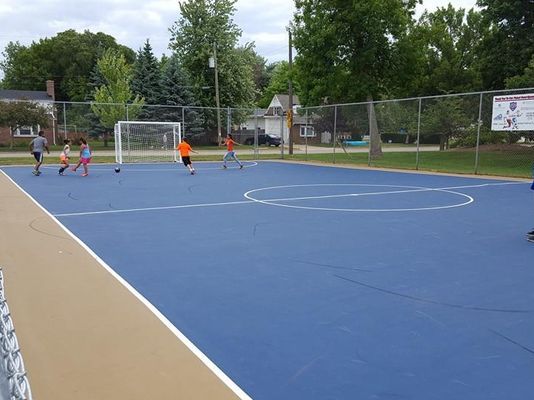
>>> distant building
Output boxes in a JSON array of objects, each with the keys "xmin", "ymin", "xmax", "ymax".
[
  {"xmin": 0, "ymin": 80, "xmax": 56, "ymax": 145},
  {"xmin": 264, "ymin": 94, "xmax": 317, "ymax": 145}
]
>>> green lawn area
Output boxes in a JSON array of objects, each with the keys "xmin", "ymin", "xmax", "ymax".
[{"xmin": 287, "ymin": 150, "xmax": 534, "ymax": 178}]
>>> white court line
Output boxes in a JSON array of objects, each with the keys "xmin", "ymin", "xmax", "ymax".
[
  {"xmin": 53, "ymin": 181, "xmax": 524, "ymax": 217},
  {"xmin": 41, "ymin": 161, "xmax": 258, "ymax": 172},
  {"xmin": 55, "ymin": 200, "xmax": 254, "ymax": 217},
  {"xmin": 0, "ymin": 170, "xmax": 253, "ymax": 400}
]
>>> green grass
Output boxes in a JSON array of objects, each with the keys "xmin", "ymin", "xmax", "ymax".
[{"xmin": 287, "ymin": 150, "xmax": 534, "ymax": 178}]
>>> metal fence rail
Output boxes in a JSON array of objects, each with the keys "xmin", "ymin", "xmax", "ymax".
[{"xmin": 0, "ymin": 268, "xmax": 32, "ymax": 400}]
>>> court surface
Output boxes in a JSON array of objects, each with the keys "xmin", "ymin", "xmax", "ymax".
[{"xmin": 2, "ymin": 161, "xmax": 534, "ymax": 400}]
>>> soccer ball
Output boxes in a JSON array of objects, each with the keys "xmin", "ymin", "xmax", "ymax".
[{"xmin": 114, "ymin": 167, "xmax": 121, "ymax": 173}]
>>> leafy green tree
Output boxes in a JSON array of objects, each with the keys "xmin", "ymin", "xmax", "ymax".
[
  {"xmin": 292, "ymin": 0, "xmax": 418, "ymax": 158},
  {"xmin": 91, "ymin": 49, "xmax": 144, "ymax": 141},
  {"xmin": 421, "ymin": 97, "xmax": 472, "ymax": 150},
  {"xmin": 131, "ymin": 39, "xmax": 162, "ymax": 119},
  {"xmin": 477, "ymin": 0, "xmax": 534, "ymax": 89},
  {"xmin": 413, "ymin": 5, "xmax": 485, "ymax": 95},
  {"xmin": 292, "ymin": 0, "xmax": 418, "ymax": 105},
  {"xmin": 169, "ymin": 0, "xmax": 256, "ymax": 116},
  {"xmin": 0, "ymin": 101, "xmax": 50, "ymax": 149},
  {"xmin": 258, "ymin": 61, "xmax": 301, "ymax": 108},
  {"xmin": 505, "ymin": 54, "xmax": 534, "ymax": 88},
  {"xmin": 0, "ymin": 30, "xmax": 135, "ymax": 101}
]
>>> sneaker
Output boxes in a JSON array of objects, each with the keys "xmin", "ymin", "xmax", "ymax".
[
  {"xmin": 527, "ymin": 236, "xmax": 534, "ymax": 243},
  {"xmin": 59, "ymin": 172, "xmax": 64, "ymax": 176},
  {"xmin": 239, "ymin": 165, "xmax": 243, "ymax": 169},
  {"xmin": 223, "ymin": 165, "xmax": 227, "ymax": 169},
  {"xmin": 36, "ymin": 171, "xmax": 41, "ymax": 176},
  {"xmin": 190, "ymin": 170, "xmax": 195, "ymax": 175},
  {"xmin": 70, "ymin": 168, "xmax": 77, "ymax": 172},
  {"xmin": 81, "ymin": 173, "xmax": 88, "ymax": 177},
  {"xmin": 32, "ymin": 170, "xmax": 38, "ymax": 175},
  {"xmin": 527, "ymin": 230, "xmax": 534, "ymax": 236}
]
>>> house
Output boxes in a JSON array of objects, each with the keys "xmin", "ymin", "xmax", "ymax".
[
  {"xmin": 264, "ymin": 94, "xmax": 317, "ymax": 145},
  {"xmin": 0, "ymin": 80, "xmax": 56, "ymax": 146},
  {"xmin": 239, "ymin": 108, "xmax": 267, "ymax": 131}
]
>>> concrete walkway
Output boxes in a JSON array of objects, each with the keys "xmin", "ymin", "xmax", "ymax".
[{"xmin": 0, "ymin": 145, "xmax": 440, "ymax": 158}]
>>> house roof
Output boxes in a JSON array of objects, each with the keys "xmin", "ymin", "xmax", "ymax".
[
  {"xmin": 0, "ymin": 89, "xmax": 53, "ymax": 102},
  {"xmin": 272, "ymin": 94, "xmax": 300, "ymax": 110}
]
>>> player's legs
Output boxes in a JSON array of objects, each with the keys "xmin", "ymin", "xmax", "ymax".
[
  {"xmin": 33, "ymin": 152, "xmax": 43, "ymax": 175},
  {"xmin": 223, "ymin": 152, "xmax": 232, "ymax": 168},
  {"xmin": 232, "ymin": 152, "xmax": 243, "ymax": 168}
]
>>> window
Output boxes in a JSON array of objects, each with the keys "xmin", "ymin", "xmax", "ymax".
[
  {"xmin": 300, "ymin": 125, "xmax": 315, "ymax": 137},
  {"xmin": 13, "ymin": 125, "xmax": 39, "ymax": 136}
]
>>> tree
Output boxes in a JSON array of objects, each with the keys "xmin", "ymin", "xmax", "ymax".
[
  {"xmin": 0, "ymin": 101, "xmax": 50, "ymax": 149},
  {"xmin": 421, "ymin": 97, "xmax": 472, "ymax": 151},
  {"xmin": 292, "ymin": 0, "xmax": 418, "ymax": 158},
  {"xmin": 131, "ymin": 39, "xmax": 162, "ymax": 120},
  {"xmin": 159, "ymin": 54, "xmax": 205, "ymax": 137},
  {"xmin": 477, "ymin": 0, "xmax": 534, "ymax": 89},
  {"xmin": 505, "ymin": 54, "xmax": 534, "ymax": 88},
  {"xmin": 169, "ymin": 0, "xmax": 256, "ymax": 117},
  {"xmin": 257, "ymin": 61, "xmax": 301, "ymax": 108},
  {"xmin": 0, "ymin": 30, "xmax": 135, "ymax": 101},
  {"xmin": 292, "ymin": 0, "xmax": 418, "ymax": 106},
  {"xmin": 412, "ymin": 5, "xmax": 485, "ymax": 95},
  {"xmin": 91, "ymin": 49, "xmax": 144, "ymax": 143}
]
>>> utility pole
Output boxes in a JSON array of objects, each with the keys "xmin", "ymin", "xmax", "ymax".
[
  {"xmin": 288, "ymin": 26, "xmax": 294, "ymax": 155},
  {"xmin": 211, "ymin": 42, "xmax": 222, "ymax": 145}
]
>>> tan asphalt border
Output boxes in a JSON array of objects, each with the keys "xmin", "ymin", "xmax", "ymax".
[{"xmin": 0, "ymin": 170, "xmax": 249, "ymax": 400}]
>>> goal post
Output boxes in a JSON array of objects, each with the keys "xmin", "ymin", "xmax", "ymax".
[{"xmin": 114, "ymin": 121, "xmax": 182, "ymax": 164}]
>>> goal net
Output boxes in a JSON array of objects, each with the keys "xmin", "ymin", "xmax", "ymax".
[{"xmin": 114, "ymin": 121, "xmax": 182, "ymax": 163}]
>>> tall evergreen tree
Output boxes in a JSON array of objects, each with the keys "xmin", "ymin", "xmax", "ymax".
[
  {"xmin": 131, "ymin": 39, "xmax": 162, "ymax": 120},
  {"xmin": 159, "ymin": 55, "xmax": 205, "ymax": 137}
]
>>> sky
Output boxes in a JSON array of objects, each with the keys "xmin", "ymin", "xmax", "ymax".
[{"xmin": 0, "ymin": 0, "xmax": 479, "ymax": 73}]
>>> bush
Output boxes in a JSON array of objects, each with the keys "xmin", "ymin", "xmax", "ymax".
[{"xmin": 451, "ymin": 127, "xmax": 508, "ymax": 148}]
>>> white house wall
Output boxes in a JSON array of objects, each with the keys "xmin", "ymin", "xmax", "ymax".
[{"xmin": 265, "ymin": 116, "xmax": 289, "ymax": 141}]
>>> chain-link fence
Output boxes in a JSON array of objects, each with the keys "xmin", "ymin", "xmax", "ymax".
[
  {"xmin": 2, "ymin": 88, "xmax": 533, "ymax": 177},
  {"xmin": 0, "ymin": 268, "xmax": 32, "ymax": 400},
  {"xmin": 295, "ymin": 88, "xmax": 534, "ymax": 178}
]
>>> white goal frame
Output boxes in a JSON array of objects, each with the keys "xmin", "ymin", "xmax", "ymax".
[{"xmin": 114, "ymin": 121, "xmax": 182, "ymax": 164}]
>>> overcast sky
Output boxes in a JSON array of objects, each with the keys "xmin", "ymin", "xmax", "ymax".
[{"xmin": 0, "ymin": 0, "xmax": 478, "ymax": 70}]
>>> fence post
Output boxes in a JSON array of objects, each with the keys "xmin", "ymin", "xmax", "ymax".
[
  {"xmin": 280, "ymin": 113, "xmax": 284, "ymax": 159},
  {"xmin": 254, "ymin": 108, "xmax": 259, "ymax": 159},
  {"xmin": 63, "ymin": 102, "xmax": 67, "ymax": 140},
  {"xmin": 367, "ymin": 100, "xmax": 372, "ymax": 167},
  {"xmin": 305, "ymin": 109, "xmax": 309, "ymax": 161},
  {"xmin": 181, "ymin": 107, "xmax": 185, "ymax": 137},
  {"xmin": 227, "ymin": 107, "xmax": 231, "ymax": 136},
  {"xmin": 333, "ymin": 105, "xmax": 337, "ymax": 164},
  {"xmin": 474, "ymin": 93, "xmax": 483, "ymax": 174},
  {"xmin": 126, "ymin": 104, "xmax": 129, "ymax": 121},
  {"xmin": 415, "ymin": 98, "xmax": 422, "ymax": 170}
]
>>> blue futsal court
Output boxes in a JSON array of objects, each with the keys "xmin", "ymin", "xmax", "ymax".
[{"xmin": 3, "ymin": 161, "xmax": 534, "ymax": 400}]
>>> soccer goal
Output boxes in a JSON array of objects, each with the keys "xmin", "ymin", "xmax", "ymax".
[{"xmin": 114, "ymin": 121, "xmax": 182, "ymax": 164}]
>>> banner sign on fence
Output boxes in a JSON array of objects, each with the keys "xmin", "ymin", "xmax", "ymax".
[{"xmin": 491, "ymin": 93, "xmax": 534, "ymax": 131}]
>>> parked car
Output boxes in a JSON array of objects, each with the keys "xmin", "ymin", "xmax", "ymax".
[{"xmin": 244, "ymin": 134, "xmax": 281, "ymax": 146}]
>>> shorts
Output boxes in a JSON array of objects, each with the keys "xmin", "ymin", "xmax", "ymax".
[
  {"xmin": 60, "ymin": 155, "xmax": 69, "ymax": 163},
  {"xmin": 33, "ymin": 152, "xmax": 43, "ymax": 162},
  {"xmin": 182, "ymin": 156, "xmax": 191, "ymax": 166},
  {"xmin": 80, "ymin": 157, "xmax": 92, "ymax": 165}
]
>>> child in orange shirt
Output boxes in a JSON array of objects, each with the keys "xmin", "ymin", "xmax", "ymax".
[
  {"xmin": 222, "ymin": 134, "xmax": 243, "ymax": 169},
  {"xmin": 176, "ymin": 137, "xmax": 197, "ymax": 175}
]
